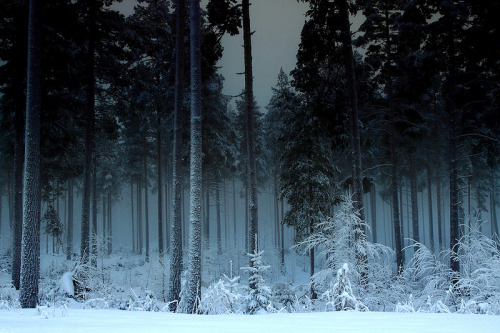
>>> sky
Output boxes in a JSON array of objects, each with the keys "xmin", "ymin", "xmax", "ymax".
[{"xmin": 114, "ymin": 0, "xmax": 309, "ymax": 109}]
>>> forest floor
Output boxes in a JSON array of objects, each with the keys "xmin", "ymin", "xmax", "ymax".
[{"xmin": 1, "ymin": 250, "xmax": 500, "ymax": 332}]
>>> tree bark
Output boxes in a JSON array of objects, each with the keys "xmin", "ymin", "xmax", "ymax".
[
  {"xmin": 410, "ymin": 154, "xmax": 419, "ymax": 244},
  {"xmin": 80, "ymin": 0, "xmax": 96, "ymax": 264},
  {"xmin": 137, "ymin": 176, "xmax": 143, "ymax": 255},
  {"xmin": 427, "ymin": 161, "xmax": 434, "ymax": 253},
  {"xmin": 242, "ymin": 0, "xmax": 259, "ymax": 287},
  {"xmin": 157, "ymin": 123, "xmax": 164, "ymax": 257},
  {"xmin": 66, "ymin": 179, "xmax": 74, "ymax": 260},
  {"xmin": 12, "ymin": 100, "xmax": 24, "ymax": 290},
  {"xmin": 370, "ymin": 183, "xmax": 377, "ymax": 243},
  {"xmin": 107, "ymin": 192, "xmax": 112, "ymax": 255},
  {"xmin": 144, "ymin": 140, "xmax": 150, "ymax": 262},
  {"xmin": 19, "ymin": 0, "xmax": 41, "ymax": 308},
  {"xmin": 216, "ymin": 177, "xmax": 222, "ymax": 255},
  {"xmin": 131, "ymin": 181, "xmax": 135, "ymax": 252},
  {"xmin": 184, "ymin": 0, "xmax": 203, "ymax": 314},
  {"xmin": 168, "ymin": 0, "xmax": 186, "ymax": 310}
]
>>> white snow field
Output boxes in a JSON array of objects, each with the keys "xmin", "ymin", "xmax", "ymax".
[{"xmin": 1, "ymin": 309, "xmax": 499, "ymax": 333}]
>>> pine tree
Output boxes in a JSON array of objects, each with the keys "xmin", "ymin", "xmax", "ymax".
[
  {"xmin": 182, "ymin": 0, "xmax": 203, "ymax": 314},
  {"xmin": 19, "ymin": 0, "xmax": 42, "ymax": 309}
]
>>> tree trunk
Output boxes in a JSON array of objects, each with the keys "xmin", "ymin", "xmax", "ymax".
[
  {"xmin": 12, "ymin": 101, "xmax": 25, "ymax": 290},
  {"xmin": 216, "ymin": 177, "xmax": 222, "ymax": 255},
  {"xmin": 427, "ymin": 162, "xmax": 435, "ymax": 253},
  {"xmin": 168, "ymin": 0, "xmax": 186, "ymax": 310},
  {"xmin": 281, "ymin": 198, "xmax": 285, "ymax": 267},
  {"xmin": 107, "ymin": 192, "xmax": 112, "ymax": 255},
  {"xmin": 157, "ymin": 124, "xmax": 164, "ymax": 257},
  {"xmin": 491, "ymin": 175, "xmax": 499, "ymax": 238},
  {"xmin": 242, "ymin": 0, "xmax": 259, "ymax": 276},
  {"xmin": 184, "ymin": 0, "xmax": 202, "ymax": 314},
  {"xmin": 66, "ymin": 179, "xmax": 73, "ymax": 260},
  {"xmin": 144, "ymin": 140, "xmax": 150, "ymax": 262},
  {"xmin": 165, "ymin": 174, "xmax": 170, "ymax": 254},
  {"xmin": 204, "ymin": 175, "xmax": 210, "ymax": 250},
  {"xmin": 80, "ymin": 0, "xmax": 96, "ymax": 264},
  {"xmin": 91, "ymin": 160, "xmax": 97, "ymax": 267},
  {"xmin": 137, "ymin": 176, "xmax": 143, "ymax": 255},
  {"xmin": 410, "ymin": 154, "xmax": 419, "ymax": 244},
  {"xmin": 131, "ymin": 181, "xmax": 135, "ymax": 252},
  {"xmin": 370, "ymin": 183, "xmax": 377, "ymax": 243},
  {"xmin": 102, "ymin": 194, "xmax": 106, "ymax": 249},
  {"xmin": 19, "ymin": 0, "xmax": 41, "ymax": 308},
  {"xmin": 233, "ymin": 177, "xmax": 237, "ymax": 248}
]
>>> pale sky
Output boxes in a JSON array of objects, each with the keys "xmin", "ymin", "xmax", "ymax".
[{"xmin": 114, "ymin": 0, "xmax": 309, "ymax": 109}]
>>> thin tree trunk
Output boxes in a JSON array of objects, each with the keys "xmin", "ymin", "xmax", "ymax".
[
  {"xmin": 427, "ymin": 162, "xmax": 435, "ymax": 253},
  {"xmin": 309, "ymin": 183, "xmax": 316, "ymax": 299},
  {"xmin": 184, "ymin": 0, "xmax": 202, "ymax": 313},
  {"xmin": 491, "ymin": 175, "xmax": 499, "ymax": 238},
  {"xmin": 102, "ymin": 195, "xmax": 106, "ymax": 248},
  {"xmin": 19, "ymin": 0, "xmax": 41, "ymax": 308},
  {"xmin": 107, "ymin": 192, "xmax": 112, "ymax": 255},
  {"xmin": 131, "ymin": 181, "xmax": 135, "ymax": 253},
  {"xmin": 137, "ymin": 177, "xmax": 143, "ymax": 255},
  {"xmin": 281, "ymin": 198, "xmax": 284, "ymax": 267},
  {"xmin": 216, "ymin": 177, "xmax": 222, "ymax": 255},
  {"xmin": 204, "ymin": 175, "xmax": 210, "ymax": 250},
  {"xmin": 371, "ymin": 183, "xmax": 377, "ymax": 243},
  {"xmin": 168, "ymin": 0, "xmax": 186, "ymax": 309},
  {"xmin": 233, "ymin": 177, "xmax": 237, "ymax": 248},
  {"xmin": 410, "ymin": 154, "xmax": 419, "ymax": 243},
  {"xmin": 8, "ymin": 166, "xmax": 13, "ymax": 231},
  {"xmin": 91, "ymin": 161, "xmax": 97, "ymax": 267},
  {"xmin": 157, "ymin": 124, "xmax": 164, "ymax": 257},
  {"xmin": 242, "ymin": 0, "xmax": 259, "ymax": 275},
  {"xmin": 80, "ymin": 0, "xmax": 96, "ymax": 264},
  {"xmin": 144, "ymin": 140, "xmax": 150, "ymax": 262},
  {"xmin": 165, "ymin": 173, "xmax": 170, "ymax": 254}
]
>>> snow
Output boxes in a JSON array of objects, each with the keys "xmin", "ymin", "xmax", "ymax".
[
  {"xmin": 59, "ymin": 272, "xmax": 74, "ymax": 297},
  {"xmin": 0, "ymin": 308, "xmax": 499, "ymax": 333}
]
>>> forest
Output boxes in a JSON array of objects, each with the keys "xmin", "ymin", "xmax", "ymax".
[{"xmin": 0, "ymin": 0, "xmax": 499, "ymax": 320}]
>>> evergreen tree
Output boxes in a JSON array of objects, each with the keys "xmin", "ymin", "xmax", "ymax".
[{"xmin": 19, "ymin": 0, "xmax": 42, "ymax": 309}]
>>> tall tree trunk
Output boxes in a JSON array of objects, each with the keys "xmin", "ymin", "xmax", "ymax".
[
  {"xmin": 204, "ymin": 175, "xmax": 210, "ymax": 250},
  {"xmin": 131, "ymin": 181, "xmax": 135, "ymax": 252},
  {"xmin": 8, "ymin": 166, "xmax": 13, "ymax": 231},
  {"xmin": 12, "ymin": 99, "xmax": 25, "ymax": 290},
  {"xmin": 19, "ymin": 0, "xmax": 41, "ymax": 308},
  {"xmin": 157, "ymin": 124, "xmax": 164, "ymax": 257},
  {"xmin": 102, "ymin": 195, "xmax": 106, "ymax": 249},
  {"xmin": 184, "ymin": 0, "xmax": 202, "ymax": 314},
  {"xmin": 0, "ymin": 185, "xmax": 3, "ymax": 240},
  {"xmin": 216, "ymin": 177, "xmax": 222, "ymax": 255},
  {"xmin": 165, "ymin": 174, "xmax": 171, "ymax": 254},
  {"xmin": 144, "ymin": 141, "xmax": 150, "ymax": 262},
  {"xmin": 410, "ymin": 154, "xmax": 419, "ymax": 244},
  {"xmin": 427, "ymin": 162, "xmax": 435, "ymax": 253},
  {"xmin": 370, "ymin": 183, "xmax": 377, "ymax": 243},
  {"xmin": 491, "ymin": 175, "xmax": 499, "ymax": 238},
  {"xmin": 242, "ymin": 0, "xmax": 259, "ymax": 274},
  {"xmin": 391, "ymin": 116, "xmax": 403, "ymax": 271},
  {"xmin": 168, "ymin": 0, "xmax": 186, "ymax": 310},
  {"xmin": 66, "ymin": 179, "xmax": 74, "ymax": 260},
  {"xmin": 107, "ymin": 192, "xmax": 112, "ymax": 255},
  {"xmin": 91, "ymin": 161, "xmax": 97, "ymax": 267},
  {"xmin": 233, "ymin": 177, "xmax": 237, "ymax": 248},
  {"xmin": 281, "ymin": 199, "xmax": 285, "ymax": 267},
  {"xmin": 339, "ymin": 0, "xmax": 367, "ymax": 279},
  {"xmin": 137, "ymin": 177, "xmax": 142, "ymax": 255},
  {"xmin": 309, "ymin": 183, "xmax": 316, "ymax": 299},
  {"xmin": 81, "ymin": 0, "xmax": 96, "ymax": 264}
]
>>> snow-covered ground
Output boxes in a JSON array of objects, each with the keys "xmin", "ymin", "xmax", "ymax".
[{"xmin": 1, "ymin": 308, "xmax": 500, "ymax": 333}]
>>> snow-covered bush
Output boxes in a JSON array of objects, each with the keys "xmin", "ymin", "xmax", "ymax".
[
  {"xmin": 322, "ymin": 263, "xmax": 367, "ymax": 311},
  {"xmin": 199, "ymin": 275, "xmax": 241, "ymax": 314},
  {"xmin": 298, "ymin": 195, "xmax": 394, "ymax": 302},
  {"xmin": 127, "ymin": 289, "xmax": 160, "ymax": 312},
  {"xmin": 241, "ymin": 250, "xmax": 275, "ymax": 314},
  {"xmin": 0, "ymin": 284, "xmax": 20, "ymax": 309},
  {"xmin": 271, "ymin": 283, "xmax": 295, "ymax": 312}
]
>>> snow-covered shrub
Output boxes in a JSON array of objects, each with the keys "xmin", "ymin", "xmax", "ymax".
[
  {"xmin": 322, "ymin": 263, "xmax": 367, "ymax": 311},
  {"xmin": 241, "ymin": 250, "xmax": 274, "ymax": 314},
  {"xmin": 83, "ymin": 298, "xmax": 109, "ymax": 309},
  {"xmin": 0, "ymin": 284, "xmax": 20, "ymax": 309},
  {"xmin": 199, "ymin": 275, "xmax": 241, "ymax": 314},
  {"xmin": 271, "ymin": 283, "xmax": 295, "ymax": 312},
  {"xmin": 298, "ymin": 195, "xmax": 394, "ymax": 302},
  {"xmin": 127, "ymin": 288, "xmax": 160, "ymax": 312},
  {"xmin": 454, "ymin": 222, "xmax": 500, "ymax": 311}
]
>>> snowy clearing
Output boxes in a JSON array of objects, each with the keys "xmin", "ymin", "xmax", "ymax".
[{"xmin": 0, "ymin": 309, "xmax": 499, "ymax": 333}]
